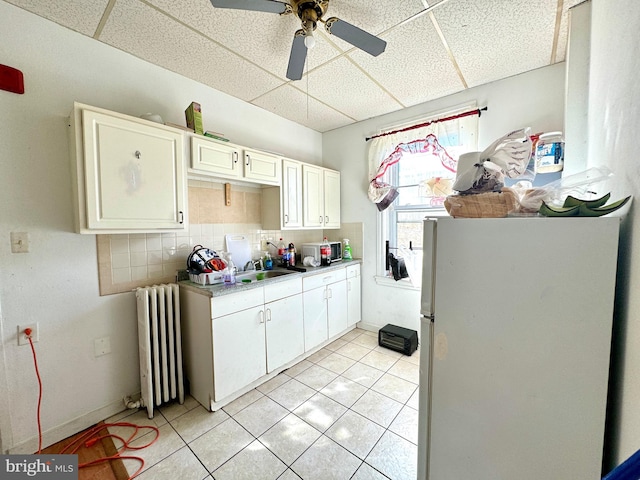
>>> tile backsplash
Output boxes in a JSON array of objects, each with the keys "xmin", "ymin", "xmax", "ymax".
[{"xmin": 97, "ymin": 180, "xmax": 363, "ymax": 295}]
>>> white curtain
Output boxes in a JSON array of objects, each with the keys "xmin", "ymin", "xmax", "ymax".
[{"xmin": 367, "ymin": 121, "xmax": 458, "ymax": 204}]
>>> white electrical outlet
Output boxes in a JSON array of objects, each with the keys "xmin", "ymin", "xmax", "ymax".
[{"xmin": 18, "ymin": 323, "xmax": 39, "ymax": 346}]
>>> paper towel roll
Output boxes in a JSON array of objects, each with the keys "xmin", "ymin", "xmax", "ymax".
[{"xmin": 303, "ymin": 256, "xmax": 319, "ymax": 267}]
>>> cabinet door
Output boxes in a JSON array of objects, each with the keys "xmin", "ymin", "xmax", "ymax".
[
  {"xmin": 303, "ymin": 287, "xmax": 328, "ymax": 350},
  {"xmin": 323, "ymin": 169, "xmax": 341, "ymax": 228},
  {"xmin": 327, "ymin": 280, "xmax": 348, "ymax": 338},
  {"xmin": 191, "ymin": 136, "xmax": 240, "ymax": 179},
  {"xmin": 266, "ymin": 294, "xmax": 304, "ymax": 373},
  {"xmin": 244, "ymin": 148, "xmax": 281, "ymax": 185},
  {"xmin": 302, "ymin": 164, "xmax": 324, "ymax": 228},
  {"xmin": 282, "ymin": 159, "xmax": 303, "ymax": 228},
  {"xmin": 212, "ymin": 306, "xmax": 266, "ymax": 401},
  {"xmin": 81, "ymin": 109, "xmax": 186, "ymax": 231},
  {"xmin": 347, "ymin": 274, "xmax": 361, "ymax": 327}
]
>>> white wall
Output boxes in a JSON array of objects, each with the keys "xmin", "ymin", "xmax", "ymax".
[
  {"xmin": 323, "ymin": 63, "xmax": 566, "ymax": 334},
  {"xmin": 588, "ymin": 0, "xmax": 640, "ymax": 471},
  {"xmin": 0, "ymin": 2, "xmax": 321, "ymax": 453},
  {"xmin": 564, "ymin": 0, "xmax": 591, "ymax": 176}
]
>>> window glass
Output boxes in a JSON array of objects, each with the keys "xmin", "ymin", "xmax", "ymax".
[{"xmin": 381, "ymin": 108, "xmax": 479, "ymax": 281}]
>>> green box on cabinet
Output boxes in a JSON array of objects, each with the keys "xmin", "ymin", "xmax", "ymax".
[{"xmin": 185, "ymin": 101, "xmax": 203, "ymax": 134}]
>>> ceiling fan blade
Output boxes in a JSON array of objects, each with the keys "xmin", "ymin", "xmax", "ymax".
[
  {"xmin": 324, "ymin": 17, "xmax": 387, "ymax": 57},
  {"xmin": 209, "ymin": 0, "xmax": 289, "ymax": 14},
  {"xmin": 286, "ymin": 30, "xmax": 307, "ymax": 81}
]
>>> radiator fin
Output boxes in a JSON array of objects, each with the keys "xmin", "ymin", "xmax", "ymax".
[{"xmin": 136, "ymin": 284, "xmax": 184, "ymax": 418}]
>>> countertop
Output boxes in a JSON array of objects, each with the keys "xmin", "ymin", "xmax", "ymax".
[{"xmin": 179, "ymin": 259, "xmax": 362, "ymax": 298}]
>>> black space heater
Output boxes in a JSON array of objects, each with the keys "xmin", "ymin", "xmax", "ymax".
[{"xmin": 378, "ymin": 324, "xmax": 419, "ymax": 356}]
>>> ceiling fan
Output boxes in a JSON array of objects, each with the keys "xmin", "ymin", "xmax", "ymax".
[{"xmin": 209, "ymin": 0, "xmax": 387, "ymax": 81}]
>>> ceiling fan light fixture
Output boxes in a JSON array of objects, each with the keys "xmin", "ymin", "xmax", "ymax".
[{"xmin": 304, "ymin": 32, "xmax": 316, "ymax": 49}]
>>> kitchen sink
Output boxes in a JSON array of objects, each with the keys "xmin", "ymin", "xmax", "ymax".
[{"xmin": 236, "ymin": 269, "xmax": 296, "ymax": 282}]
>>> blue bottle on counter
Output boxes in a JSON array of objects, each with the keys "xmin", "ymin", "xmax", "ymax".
[{"xmin": 264, "ymin": 252, "xmax": 273, "ymax": 270}]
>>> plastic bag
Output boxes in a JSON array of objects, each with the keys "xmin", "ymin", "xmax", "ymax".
[
  {"xmin": 515, "ymin": 166, "xmax": 614, "ymax": 212},
  {"xmin": 387, "ymin": 253, "xmax": 409, "ymax": 281},
  {"xmin": 398, "ymin": 246, "xmax": 422, "ymax": 287},
  {"xmin": 453, "ymin": 128, "xmax": 533, "ymax": 194}
]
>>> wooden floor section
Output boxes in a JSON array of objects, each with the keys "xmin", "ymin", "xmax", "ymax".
[{"xmin": 41, "ymin": 422, "xmax": 129, "ymax": 480}]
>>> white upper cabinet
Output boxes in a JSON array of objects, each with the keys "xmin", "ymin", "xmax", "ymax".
[
  {"xmin": 69, "ymin": 103, "xmax": 187, "ymax": 234},
  {"xmin": 190, "ymin": 136, "xmax": 280, "ymax": 186},
  {"xmin": 243, "ymin": 148, "xmax": 281, "ymax": 185},
  {"xmin": 302, "ymin": 164, "xmax": 341, "ymax": 229},
  {"xmin": 302, "ymin": 164, "xmax": 324, "ymax": 228},
  {"xmin": 191, "ymin": 136, "xmax": 241, "ymax": 179},
  {"xmin": 281, "ymin": 158, "xmax": 303, "ymax": 228},
  {"xmin": 323, "ymin": 168, "xmax": 341, "ymax": 228}
]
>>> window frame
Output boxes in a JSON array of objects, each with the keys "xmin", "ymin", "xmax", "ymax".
[{"xmin": 375, "ymin": 103, "xmax": 479, "ymax": 285}]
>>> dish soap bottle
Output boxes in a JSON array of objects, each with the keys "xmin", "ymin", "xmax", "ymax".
[
  {"xmin": 320, "ymin": 237, "xmax": 331, "ymax": 266},
  {"xmin": 222, "ymin": 253, "xmax": 236, "ymax": 286},
  {"xmin": 264, "ymin": 252, "xmax": 273, "ymax": 270},
  {"xmin": 343, "ymin": 239, "xmax": 353, "ymax": 260}
]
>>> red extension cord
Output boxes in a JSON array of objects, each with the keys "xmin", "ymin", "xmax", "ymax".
[{"xmin": 25, "ymin": 329, "xmax": 160, "ymax": 479}]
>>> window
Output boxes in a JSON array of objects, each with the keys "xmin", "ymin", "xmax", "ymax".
[{"xmin": 375, "ymin": 106, "xmax": 479, "ymax": 284}]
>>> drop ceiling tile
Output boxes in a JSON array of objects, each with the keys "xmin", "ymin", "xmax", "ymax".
[
  {"xmin": 99, "ymin": 0, "xmax": 284, "ymax": 101},
  {"xmin": 555, "ymin": 0, "xmax": 586, "ymax": 62},
  {"xmin": 305, "ymin": 56, "xmax": 403, "ymax": 122},
  {"xmin": 433, "ymin": 0, "xmax": 560, "ymax": 88},
  {"xmin": 310, "ymin": 0, "xmax": 425, "ymax": 55},
  {"xmin": 350, "ymin": 12, "xmax": 465, "ymax": 108},
  {"xmin": 148, "ymin": 0, "xmax": 340, "ymax": 80},
  {"xmin": 252, "ymin": 84, "xmax": 353, "ymax": 132},
  {"xmin": 5, "ymin": 0, "xmax": 109, "ymax": 36}
]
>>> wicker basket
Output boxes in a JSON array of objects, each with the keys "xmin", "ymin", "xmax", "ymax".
[{"xmin": 444, "ymin": 189, "xmax": 518, "ymax": 218}]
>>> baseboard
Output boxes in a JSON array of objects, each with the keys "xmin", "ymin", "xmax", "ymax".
[
  {"xmin": 8, "ymin": 398, "xmax": 129, "ymax": 454},
  {"xmin": 356, "ymin": 321, "xmax": 381, "ymax": 334}
]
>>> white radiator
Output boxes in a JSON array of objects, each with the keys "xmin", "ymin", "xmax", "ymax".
[{"xmin": 135, "ymin": 284, "xmax": 184, "ymax": 419}]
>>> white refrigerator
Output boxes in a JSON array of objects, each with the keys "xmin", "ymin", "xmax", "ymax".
[{"xmin": 417, "ymin": 216, "xmax": 620, "ymax": 479}]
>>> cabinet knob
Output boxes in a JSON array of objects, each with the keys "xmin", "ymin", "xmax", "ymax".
[
  {"xmin": 259, "ymin": 310, "xmax": 265, "ymax": 324},
  {"xmin": 179, "ymin": 211, "xmax": 184, "ymax": 224},
  {"xmin": 134, "ymin": 150, "xmax": 141, "ymax": 159},
  {"xmin": 245, "ymin": 154, "xmax": 250, "ymax": 167},
  {"xmin": 266, "ymin": 309, "xmax": 272, "ymax": 322},
  {"xmin": 284, "ymin": 214, "xmax": 289, "ymax": 224},
  {"xmin": 325, "ymin": 216, "xmax": 329, "ymax": 224},
  {"xmin": 233, "ymin": 152, "xmax": 238, "ymax": 164},
  {"xmin": 319, "ymin": 216, "xmax": 323, "ymax": 223}
]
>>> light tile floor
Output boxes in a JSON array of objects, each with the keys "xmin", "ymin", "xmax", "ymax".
[{"xmin": 107, "ymin": 328, "xmax": 420, "ymax": 480}]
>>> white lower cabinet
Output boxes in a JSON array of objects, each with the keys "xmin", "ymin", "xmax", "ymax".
[
  {"xmin": 327, "ymin": 280, "xmax": 348, "ymax": 338},
  {"xmin": 181, "ymin": 264, "xmax": 359, "ymax": 411},
  {"xmin": 303, "ymin": 268, "xmax": 348, "ymax": 350},
  {"xmin": 266, "ymin": 294, "xmax": 304, "ymax": 372},
  {"xmin": 212, "ymin": 305, "xmax": 265, "ymax": 401},
  {"xmin": 264, "ymin": 279, "xmax": 304, "ymax": 373},
  {"xmin": 346, "ymin": 264, "xmax": 361, "ymax": 327},
  {"xmin": 303, "ymin": 286, "xmax": 329, "ymax": 351}
]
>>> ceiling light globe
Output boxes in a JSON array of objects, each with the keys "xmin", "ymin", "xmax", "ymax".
[{"xmin": 304, "ymin": 34, "xmax": 316, "ymax": 49}]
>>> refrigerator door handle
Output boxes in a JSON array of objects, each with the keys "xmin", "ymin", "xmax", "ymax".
[{"xmin": 420, "ymin": 219, "xmax": 437, "ymax": 317}]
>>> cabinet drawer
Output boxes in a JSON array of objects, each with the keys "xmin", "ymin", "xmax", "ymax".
[
  {"xmin": 346, "ymin": 264, "xmax": 360, "ymax": 279},
  {"xmin": 303, "ymin": 268, "xmax": 346, "ymax": 291},
  {"xmin": 211, "ymin": 287, "xmax": 264, "ymax": 319},
  {"xmin": 264, "ymin": 277, "xmax": 302, "ymax": 303}
]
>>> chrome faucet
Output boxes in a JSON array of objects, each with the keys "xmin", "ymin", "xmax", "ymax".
[{"xmin": 244, "ymin": 259, "xmax": 263, "ymax": 271}]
